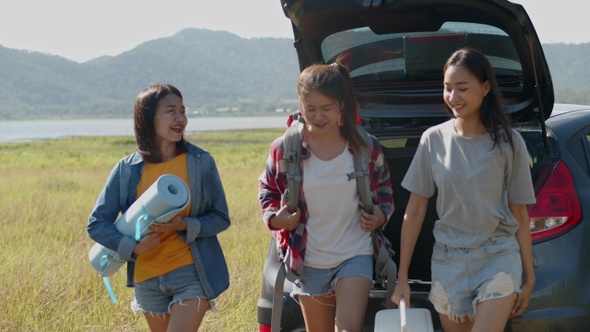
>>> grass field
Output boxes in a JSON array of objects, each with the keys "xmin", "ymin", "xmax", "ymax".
[{"xmin": 0, "ymin": 129, "xmax": 284, "ymax": 331}]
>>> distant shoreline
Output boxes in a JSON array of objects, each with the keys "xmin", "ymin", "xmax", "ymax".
[
  {"xmin": 0, "ymin": 113, "xmax": 290, "ymax": 122},
  {"xmin": 0, "ymin": 115, "xmax": 288, "ymax": 143}
]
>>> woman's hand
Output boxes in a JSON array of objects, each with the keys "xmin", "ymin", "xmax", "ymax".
[
  {"xmin": 511, "ymin": 280, "xmax": 534, "ymax": 317},
  {"xmin": 149, "ymin": 216, "xmax": 186, "ymax": 234},
  {"xmin": 391, "ymin": 281, "xmax": 411, "ymax": 308},
  {"xmin": 360, "ymin": 204, "xmax": 386, "ymax": 232},
  {"xmin": 269, "ymin": 205, "xmax": 301, "ymax": 231},
  {"xmin": 133, "ymin": 216, "xmax": 187, "ymax": 256},
  {"xmin": 132, "ymin": 233, "xmax": 161, "ymax": 255}
]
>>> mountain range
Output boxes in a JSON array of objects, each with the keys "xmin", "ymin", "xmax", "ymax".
[{"xmin": 0, "ymin": 28, "xmax": 589, "ymax": 121}]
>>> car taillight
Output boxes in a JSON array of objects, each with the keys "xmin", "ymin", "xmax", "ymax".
[
  {"xmin": 527, "ymin": 160, "xmax": 582, "ymax": 243},
  {"xmin": 259, "ymin": 324, "xmax": 271, "ymax": 332}
]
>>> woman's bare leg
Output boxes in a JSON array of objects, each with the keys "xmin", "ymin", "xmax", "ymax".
[
  {"xmin": 334, "ymin": 276, "xmax": 371, "ymax": 332},
  {"xmin": 144, "ymin": 312, "xmax": 170, "ymax": 332},
  {"xmin": 168, "ymin": 299, "xmax": 209, "ymax": 332},
  {"xmin": 439, "ymin": 293, "xmax": 515, "ymax": 332},
  {"xmin": 300, "ymin": 294, "xmax": 336, "ymax": 332},
  {"xmin": 472, "ymin": 294, "xmax": 515, "ymax": 332}
]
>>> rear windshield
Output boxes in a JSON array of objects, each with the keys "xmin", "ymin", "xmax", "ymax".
[{"xmin": 321, "ymin": 22, "xmax": 522, "ymax": 83}]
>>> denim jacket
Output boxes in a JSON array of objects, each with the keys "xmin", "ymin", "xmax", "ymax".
[{"xmin": 87, "ymin": 143, "xmax": 230, "ymax": 300}]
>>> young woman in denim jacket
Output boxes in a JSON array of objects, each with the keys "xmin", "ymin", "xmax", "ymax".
[
  {"xmin": 259, "ymin": 61, "xmax": 394, "ymax": 331},
  {"xmin": 87, "ymin": 84, "xmax": 230, "ymax": 331},
  {"xmin": 391, "ymin": 48, "xmax": 536, "ymax": 332}
]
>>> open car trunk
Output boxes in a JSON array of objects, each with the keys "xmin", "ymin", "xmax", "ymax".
[
  {"xmin": 279, "ymin": 0, "xmax": 554, "ymax": 302},
  {"xmin": 257, "ymin": 1, "xmax": 561, "ymax": 331}
]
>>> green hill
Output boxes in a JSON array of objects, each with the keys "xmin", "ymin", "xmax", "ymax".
[
  {"xmin": 0, "ymin": 29, "xmax": 300, "ymax": 120},
  {"xmin": 0, "ymin": 28, "xmax": 588, "ymax": 120}
]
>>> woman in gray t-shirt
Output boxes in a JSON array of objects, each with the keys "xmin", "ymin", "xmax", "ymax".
[{"xmin": 391, "ymin": 48, "xmax": 536, "ymax": 332}]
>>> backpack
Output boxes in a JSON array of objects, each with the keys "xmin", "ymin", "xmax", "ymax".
[{"xmin": 271, "ymin": 113, "xmax": 397, "ymax": 332}]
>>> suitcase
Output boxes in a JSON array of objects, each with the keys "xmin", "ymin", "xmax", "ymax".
[{"xmin": 374, "ymin": 299, "xmax": 434, "ymax": 332}]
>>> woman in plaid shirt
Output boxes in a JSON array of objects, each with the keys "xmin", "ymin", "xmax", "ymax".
[{"xmin": 259, "ymin": 61, "xmax": 393, "ymax": 331}]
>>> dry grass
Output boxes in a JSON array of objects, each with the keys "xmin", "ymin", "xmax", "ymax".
[{"xmin": 0, "ymin": 129, "xmax": 284, "ymax": 332}]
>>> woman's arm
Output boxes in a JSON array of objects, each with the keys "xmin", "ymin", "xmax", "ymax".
[
  {"xmin": 390, "ymin": 192, "xmax": 428, "ymax": 308},
  {"xmin": 258, "ymin": 139, "xmax": 288, "ymax": 230},
  {"xmin": 370, "ymin": 136, "xmax": 394, "ymax": 225},
  {"xmin": 509, "ymin": 203, "xmax": 535, "ymax": 317},
  {"xmin": 87, "ymin": 162, "xmax": 138, "ymax": 261}
]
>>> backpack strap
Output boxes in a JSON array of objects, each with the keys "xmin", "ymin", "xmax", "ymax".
[
  {"xmin": 353, "ymin": 125, "xmax": 397, "ymax": 309},
  {"xmin": 373, "ymin": 228, "xmax": 397, "ymax": 309},
  {"xmin": 271, "ymin": 260, "xmax": 286, "ymax": 332},
  {"xmin": 353, "ymin": 125, "xmax": 374, "ymax": 214},
  {"xmin": 272, "ymin": 113, "xmax": 305, "ymax": 332},
  {"xmin": 284, "ymin": 114, "xmax": 305, "ymax": 214}
]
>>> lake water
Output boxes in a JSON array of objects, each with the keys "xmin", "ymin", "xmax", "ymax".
[{"xmin": 0, "ymin": 116, "xmax": 288, "ymax": 143}]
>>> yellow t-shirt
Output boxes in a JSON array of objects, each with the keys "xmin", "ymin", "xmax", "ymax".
[{"xmin": 134, "ymin": 153, "xmax": 194, "ymax": 282}]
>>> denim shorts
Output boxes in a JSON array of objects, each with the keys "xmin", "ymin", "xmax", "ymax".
[
  {"xmin": 292, "ymin": 255, "xmax": 373, "ymax": 297},
  {"xmin": 131, "ymin": 264, "xmax": 206, "ymax": 314},
  {"xmin": 429, "ymin": 236, "xmax": 522, "ymax": 322}
]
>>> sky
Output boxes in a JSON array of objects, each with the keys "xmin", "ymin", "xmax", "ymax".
[{"xmin": 0, "ymin": 0, "xmax": 586, "ymax": 63}]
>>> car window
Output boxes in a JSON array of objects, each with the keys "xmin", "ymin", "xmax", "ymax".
[
  {"xmin": 585, "ymin": 129, "xmax": 590, "ymax": 177},
  {"xmin": 567, "ymin": 128, "xmax": 590, "ymax": 178},
  {"xmin": 321, "ymin": 22, "xmax": 522, "ymax": 84}
]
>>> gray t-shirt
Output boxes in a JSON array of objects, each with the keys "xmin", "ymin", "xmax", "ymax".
[{"xmin": 402, "ymin": 119, "xmax": 536, "ymax": 248}]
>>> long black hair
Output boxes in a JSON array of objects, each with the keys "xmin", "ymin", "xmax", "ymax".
[
  {"xmin": 133, "ymin": 84, "xmax": 187, "ymax": 162},
  {"xmin": 444, "ymin": 47, "xmax": 513, "ymax": 148}
]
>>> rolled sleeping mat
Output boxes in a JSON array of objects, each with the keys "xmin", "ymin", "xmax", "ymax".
[
  {"xmin": 115, "ymin": 174, "xmax": 191, "ymax": 239},
  {"xmin": 89, "ymin": 174, "xmax": 191, "ymax": 278},
  {"xmin": 88, "ymin": 242, "xmax": 125, "ymax": 278}
]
